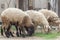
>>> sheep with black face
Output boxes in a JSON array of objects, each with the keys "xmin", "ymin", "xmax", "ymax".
[{"xmin": 1, "ymin": 8, "xmax": 35, "ymax": 38}]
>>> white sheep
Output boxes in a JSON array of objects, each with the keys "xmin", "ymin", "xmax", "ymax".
[
  {"xmin": 38, "ymin": 9, "xmax": 60, "ymax": 32},
  {"xmin": 1, "ymin": 8, "xmax": 35, "ymax": 38},
  {"xmin": 25, "ymin": 10, "xmax": 51, "ymax": 33}
]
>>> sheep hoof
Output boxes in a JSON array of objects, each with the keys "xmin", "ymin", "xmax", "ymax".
[
  {"xmin": 5, "ymin": 31, "xmax": 10, "ymax": 38},
  {"xmin": 16, "ymin": 32, "xmax": 19, "ymax": 37}
]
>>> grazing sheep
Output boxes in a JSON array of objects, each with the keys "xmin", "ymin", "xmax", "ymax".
[
  {"xmin": 38, "ymin": 9, "xmax": 58, "ymax": 19},
  {"xmin": 25, "ymin": 10, "xmax": 51, "ymax": 33},
  {"xmin": 38, "ymin": 9, "xmax": 60, "ymax": 32},
  {"xmin": 1, "ymin": 8, "xmax": 35, "ymax": 38}
]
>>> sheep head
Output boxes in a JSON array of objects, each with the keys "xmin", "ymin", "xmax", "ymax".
[
  {"xmin": 21, "ymin": 15, "xmax": 35, "ymax": 36},
  {"xmin": 43, "ymin": 25, "xmax": 51, "ymax": 34},
  {"xmin": 24, "ymin": 23, "xmax": 35, "ymax": 36}
]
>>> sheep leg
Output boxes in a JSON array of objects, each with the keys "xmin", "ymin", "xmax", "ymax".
[
  {"xmin": 19, "ymin": 27, "xmax": 22, "ymax": 36},
  {"xmin": 5, "ymin": 24, "xmax": 14, "ymax": 38},
  {"xmin": 9, "ymin": 31, "xmax": 14, "ymax": 37},
  {"xmin": 20, "ymin": 26, "xmax": 26, "ymax": 37},
  {"xmin": 9, "ymin": 25, "xmax": 14, "ymax": 37},
  {"xmin": 5, "ymin": 25, "xmax": 11, "ymax": 38},
  {"xmin": 1, "ymin": 24, "xmax": 6, "ymax": 36},
  {"xmin": 23, "ymin": 26, "xmax": 30, "ymax": 36},
  {"xmin": 15, "ymin": 25, "xmax": 19, "ymax": 37},
  {"xmin": 1, "ymin": 26, "xmax": 4, "ymax": 36}
]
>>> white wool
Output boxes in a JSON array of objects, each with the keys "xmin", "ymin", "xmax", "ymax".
[
  {"xmin": 1, "ymin": 8, "xmax": 32, "ymax": 26},
  {"xmin": 38, "ymin": 9, "xmax": 60, "ymax": 27},
  {"xmin": 38, "ymin": 9, "xmax": 58, "ymax": 19},
  {"xmin": 25, "ymin": 10, "xmax": 49, "ymax": 27}
]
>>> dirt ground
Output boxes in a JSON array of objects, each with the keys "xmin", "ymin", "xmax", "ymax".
[
  {"xmin": 0, "ymin": 34, "xmax": 60, "ymax": 40},
  {"xmin": 0, "ymin": 35, "xmax": 44, "ymax": 40}
]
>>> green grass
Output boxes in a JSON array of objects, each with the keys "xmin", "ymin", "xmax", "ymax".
[
  {"xmin": 34, "ymin": 32, "xmax": 60, "ymax": 39},
  {"xmin": 11, "ymin": 25, "xmax": 16, "ymax": 30}
]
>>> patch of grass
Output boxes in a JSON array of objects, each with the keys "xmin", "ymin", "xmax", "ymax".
[
  {"xmin": 11, "ymin": 25, "xmax": 16, "ymax": 30},
  {"xmin": 34, "ymin": 32, "xmax": 60, "ymax": 39}
]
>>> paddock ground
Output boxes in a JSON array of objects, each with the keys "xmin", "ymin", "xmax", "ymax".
[
  {"xmin": 0, "ymin": 34, "xmax": 60, "ymax": 40},
  {"xmin": 0, "ymin": 26, "xmax": 60, "ymax": 40}
]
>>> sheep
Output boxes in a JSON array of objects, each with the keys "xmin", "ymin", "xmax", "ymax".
[
  {"xmin": 1, "ymin": 8, "xmax": 35, "ymax": 38},
  {"xmin": 38, "ymin": 9, "xmax": 60, "ymax": 32},
  {"xmin": 25, "ymin": 10, "xmax": 51, "ymax": 33}
]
